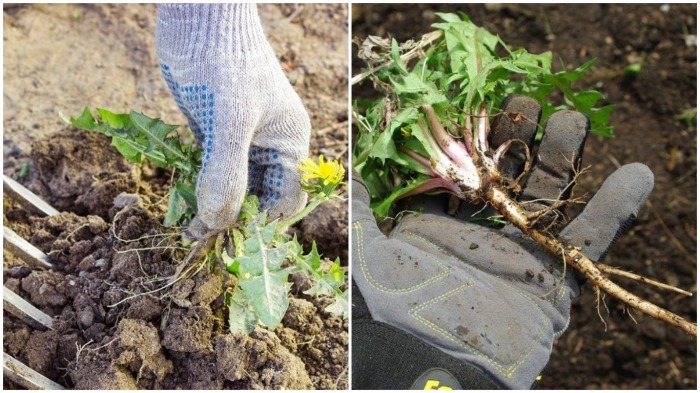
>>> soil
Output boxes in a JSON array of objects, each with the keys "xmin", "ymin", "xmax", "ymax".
[
  {"xmin": 3, "ymin": 3, "xmax": 348, "ymax": 390},
  {"xmin": 353, "ymin": 3, "xmax": 696, "ymax": 389}
]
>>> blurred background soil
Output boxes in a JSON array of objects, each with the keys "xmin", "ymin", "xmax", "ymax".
[
  {"xmin": 352, "ymin": 3, "xmax": 696, "ymax": 389},
  {"xmin": 4, "ymin": 3, "xmax": 348, "ymax": 187}
]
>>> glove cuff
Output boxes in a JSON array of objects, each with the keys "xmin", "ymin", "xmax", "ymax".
[
  {"xmin": 156, "ymin": 4, "xmax": 272, "ymax": 63},
  {"xmin": 352, "ymin": 319, "xmax": 503, "ymax": 390}
]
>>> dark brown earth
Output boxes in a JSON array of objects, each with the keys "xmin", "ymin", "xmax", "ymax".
[
  {"xmin": 4, "ymin": 3, "xmax": 348, "ymax": 390},
  {"xmin": 353, "ymin": 3, "xmax": 696, "ymax": 389}
]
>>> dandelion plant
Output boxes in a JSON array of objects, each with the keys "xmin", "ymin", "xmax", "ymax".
[
  {"xmin": 352, "ymin": 13, "xmax": 695, "ymax": 335},
  {"xmin": 65, "ymin": 108, "xmax": 348, "ymax": 334}
]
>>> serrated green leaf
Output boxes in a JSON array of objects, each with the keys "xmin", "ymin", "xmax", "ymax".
[
  {"xmin": 354, "ymin": 12, "xmax": 615, "ymax": 217},
  {"xmin": 391, "ymin": 73, "xmax": 434, "ymax": 94},
  {"xmin": 128, "ymin": 111, "xmax": 190, "ymax": 169},
  {"xmin": 572, "ymin": 90, "xmax": 606, "ymax": 112},
  {"xmin": 236, "ymin": 244, "xmax": 288, "ymax": 276},
  {"xmin": 227, "ymin": 290, "xmax": 258, "ymax": 335},
  {"xmin": 220, "ymin": 170, "xmax": 348, "ymax": 331},
  {"xmin": 68, "ymin": 107, "xmax": 200, "ymax": 184},
  {"xmin": 239, "ymin": 195, "xmax": 261, "ymax": 223},
  {"xmin": 390, "ymin": 107, "xmax": 419, "ymax": 132},
  {"xmin": 390, "ymin": 38, "xmax": 408, "ymax": 75},
  {"xmin": 97, "ymin": 108, "xmax": 130, "ymax": 129},
  {"xmin": 371, "ymin": 176, "xmax": 432, "ymax": 217},
  {"xmin": 294, "ymin": 244, "xmax": 348, "ymax": 315},
  {"xmin": 239, "ymin": 269, "xmax": 292, "ymax": 329},
  {"xmin": 368, "ymin": 126, "xmax": 398, "ymax": 164},
  {"xmin": 327, "ymin": 257, "xmax": 346, "ymax": 284},
  {"xmin": 232, "ymin": 215, "xmax": 297, "ymax": 330},
  {"xmin": 286, "ymin": 235, "xmax": 304, "ymax": 259},
  {"xmin": 324, "ymin": 291, "xmax": 349, "ymax": 319},
  {"xmin": 297, "ymin": 243, "xmax": 326, "ymax": 296},
  {"xmin": 588, "ymin": 104, "xmax": 615, "ymax": 138},
  {"xmin": 422, "ymin": 91, "xmax": 449, "ymax": 106},
  {"xmin": 175, "ymin": 181, "xmax": 197, "ymax": 211},
  {"xmin": 130, "ymin": 111, "xmax": 179, "ymax": 140},
  {"xmin": 164, "ymin": 185, "xmax": 187, "ymax": 227},
  {"xmin": 435, "ymin": 12, "xmax": 463, "ymax": 23},
  {"xmin": 110, "ymin": 136, "xmax": 144, "ymax": 163},
  {"xmin": 557, "ymin": 58, "xmax": 596, "ymax": 82},
  {"xmin": 68, "ymin": 107, "xmax": 99, "ymax": 129},
  {"xmin": 242, "ymin": 219, "xmax": 278, "ymax": 256}
]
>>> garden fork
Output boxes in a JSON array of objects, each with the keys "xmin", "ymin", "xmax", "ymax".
[{"xmin": 3, "ymin": 174, "xmax": 66, "ymax": 389}]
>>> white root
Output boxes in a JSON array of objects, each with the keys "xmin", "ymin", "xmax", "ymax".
[
  {"xmin": 421, "ymin": 104, "xmax": 696, "ymax": 335},
  {"xmin": 486, "ymin": 185, "xmax": 697, "ymax": 336},
  {"xmin": 597, "ymin": 263, "xmax": 693, "ymax": 297}
]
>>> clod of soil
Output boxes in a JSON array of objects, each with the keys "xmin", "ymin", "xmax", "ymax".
[
  {"xmin": 70, "ymin": 319, "xmax": 174, "ymax": 389},
  {"xmin": 29, "ymin": 129, "xmax": 140, "ymax": 220},
  {"xmin": 4, "ymin": 107, "xmax": 348, "ymax": 391},
  {"xmin": 4, "ymin": 150, "xmax": 348, "ymax": 389},
  {"xmin": 216, "ymin": 329, "xmax": 313, "ymax": 389}
]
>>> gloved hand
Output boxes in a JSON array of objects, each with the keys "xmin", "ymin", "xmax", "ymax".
[
  {"xmin": 351, "ymin": 95, "xmax": 654, "ymax": 389},
  {"xmin": 156, "ymin": 4, "xmax": 310, "ymax": 237}
]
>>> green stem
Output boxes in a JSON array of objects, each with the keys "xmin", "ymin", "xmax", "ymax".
[
  {"xmin": 278, "ymin": 196, "xmax": 326, "ymax": 230},
  {"xmin": 354, "ymin": 146, "xmax": 371, "ymax": 167}
]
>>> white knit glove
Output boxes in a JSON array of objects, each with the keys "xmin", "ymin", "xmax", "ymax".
[{"xmin": 156, "ymin": 4, "xmax": 310, "ymax": 237}]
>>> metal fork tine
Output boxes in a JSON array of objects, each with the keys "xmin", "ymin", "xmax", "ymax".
[
  {"xmin": 3, "ymin": 173, "xmax": 56, "ymax": 269},
  {"xmin": 3, "ymin": 352, "xmax": 65, "ymax": 390},
  {"xmin": 3, "ymin": 175, "xmax": 59, "ymax": 217},
  {"xmin": 4, "ymin": 226, "xmax": 53, "ymax": 269},
  {"xmin": 3, "ymin": 285, "xmax": 53, "ymax": 330},
  {"xmin": 3, "ymin": 175, "xmax": 65, "ymax": 388}
]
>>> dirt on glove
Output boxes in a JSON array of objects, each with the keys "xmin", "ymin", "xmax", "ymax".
[
  {"xmin": 3, "ymin": 3, "xmax": 349, "ymax": 389},
  {"xmin": 352, "ymin": 3, "xmax": 696, "ymax": 389}
]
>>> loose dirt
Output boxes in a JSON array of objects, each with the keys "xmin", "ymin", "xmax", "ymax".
[{"xmin": 4, "ymin": 4, "xmax": 348, "ymax": 389}]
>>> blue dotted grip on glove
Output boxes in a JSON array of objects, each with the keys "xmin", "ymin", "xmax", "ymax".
[
  {"xmin": 249, "ymin": 147, "xmax": 284, "ymax": 208},
  {"xmin": 160, "ymin": 63, "xmax": 215, "ymax": 175},
  {"xmin": 162, "ymin": 61, "xmax": 285, "ymax": 211}
]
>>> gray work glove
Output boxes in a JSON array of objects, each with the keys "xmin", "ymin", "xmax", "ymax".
[
  {"xmin": 351, "ymin": 95, "xmax": 654, "ymax": 389},
  {"xmin": 157, "ymin": 4, "xmax": 311, "ymax": 238}
]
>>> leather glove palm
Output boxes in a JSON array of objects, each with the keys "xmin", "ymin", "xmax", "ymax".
[{"xmin": 352, "ymin": 96, "xmax": 654, "ymax": 389}]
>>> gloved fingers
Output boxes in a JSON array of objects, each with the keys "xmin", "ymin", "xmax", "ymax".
[
  {"xmin": 247, "ymin": 160, "xmax": 266, "ymax": 196},
  {"xmin": 248, "ymin": 147, "xmax": 307, "ymax": 221},
  {"xmin": 559, "ymin": 163, "xmax": 654, "ymax": 262},
  {"xmin": 193, "ymin": 119, "xmax": 253, "ymax": 233},
  {"xmin": 519, "ymin": 110, "xmax": 589, "ymax": 205},
  {"xmin": 488, "ymin": 95, "xmax": 542, "ymax": 182},
  {"xmin": 255, "ymin": 82, "xmax": 312, "ymax": 149},
  {"xmin": 158, "ymin": 63, "xmax": 211, "ymax": 146},
  {"xmin": 249, "ymin": 90, "xmax": 311, "ymax": 220},
  {"xmin": 184, "ymin": 216, "xmax": 215, "ymax": 240}
]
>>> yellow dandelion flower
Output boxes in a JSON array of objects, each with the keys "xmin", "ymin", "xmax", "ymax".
[{"xmin": 299, "ymin": 155, "xmax": 345, "ymax": 188}]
